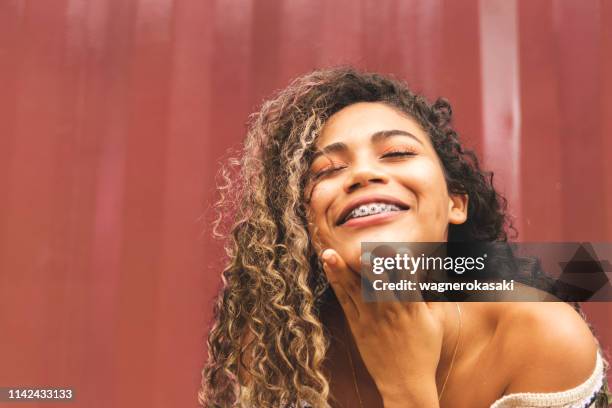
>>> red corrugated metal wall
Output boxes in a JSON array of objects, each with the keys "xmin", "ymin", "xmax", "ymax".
[{"xmin": 0, "ymin": 1, "xmax": 610, "ymax": 407}]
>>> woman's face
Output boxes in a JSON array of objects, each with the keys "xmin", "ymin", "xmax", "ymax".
[{"xmin": 305, "ymin": 102, "xmax": 468, "ymax": 272}]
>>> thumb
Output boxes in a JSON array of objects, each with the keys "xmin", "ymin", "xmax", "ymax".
[
  {"xmin": 321, "ymin": 248, "xmax": 360, "ymax": 320},
  {"xmin": 321, "ymin": 248, "xmax": 360, "ymax": 286}
]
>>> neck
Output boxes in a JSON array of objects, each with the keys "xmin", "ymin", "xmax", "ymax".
[{"xmin": 321, "ymin": 292, "xmax": 464, "ymax": 396}]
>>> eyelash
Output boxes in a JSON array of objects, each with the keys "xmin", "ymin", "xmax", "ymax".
[
  {"xmin": 312, "ymin": 165, "xmax": 345, "ymax": 180},
  {"xmin": 381, "ymin": 149, "xmax": 417, "ymax": 158},
  {"xmin": 311, "ymin": 150, "xmax": 416, "ymax": 180}
]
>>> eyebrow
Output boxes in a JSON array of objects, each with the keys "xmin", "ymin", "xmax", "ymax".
[{"xmin": 311, "ymin": 129, "xmax": 423, "ymax": 160}]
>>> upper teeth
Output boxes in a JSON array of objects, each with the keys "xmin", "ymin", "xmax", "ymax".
[{"xmin": 345, "ymin": 202, "xmax": 403, "ymax": 222}]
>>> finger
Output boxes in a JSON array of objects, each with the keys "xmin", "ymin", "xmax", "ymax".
[
  {"xmin": 366, "ymin": 245, "xmax": 422, "ymax": 305},
  {"xmin": 322, "ymin": 249, "xmax": 360, "ymax": 321},
  {"xmin": 321, "ymin": 248, "xmax": 359, "ymax": 291},
  {"xmin": 324, "ymin": 263, "xmax": 360, "ymax": 322},
  {"xmin": 367, "ymin": 246, "xmax": 426, "ymax": 316}
]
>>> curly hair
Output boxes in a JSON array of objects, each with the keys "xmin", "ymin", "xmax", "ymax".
[{"xmin": 199, "ymin": 67, "xmax": 514, "ymax": 407}]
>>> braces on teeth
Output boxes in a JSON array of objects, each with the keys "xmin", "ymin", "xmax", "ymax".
[{"xmin": 347, "ymin": 203, "xmax": 402, "ymax": 221}]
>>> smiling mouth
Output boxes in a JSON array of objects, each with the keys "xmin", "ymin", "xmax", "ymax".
[{"xmin": 338, "ymin": 202, "xmax": 410, "ymax": 226}]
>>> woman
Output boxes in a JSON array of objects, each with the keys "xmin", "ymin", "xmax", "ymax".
[{"xmin": 200, "ymin": 67, "xmax": 609, "ymax": 407}]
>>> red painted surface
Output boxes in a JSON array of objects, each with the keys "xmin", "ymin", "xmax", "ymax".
[{"xmin": 0, "ymin": 1, "xmax": 610, "ymax": 407}]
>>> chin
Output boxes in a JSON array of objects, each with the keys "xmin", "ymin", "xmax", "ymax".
[{"xmin": 350, "ymin": 225, "xmax": 420, "ymax": 243}]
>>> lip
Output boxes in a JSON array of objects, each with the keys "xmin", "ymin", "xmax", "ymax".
[
  {"xmin": 341, "ymin": 209, "xmax": 407, "ymax": 228},
  {"xmin": 336, "ymin": 194, "xmax": 410, "ymax": 226}
]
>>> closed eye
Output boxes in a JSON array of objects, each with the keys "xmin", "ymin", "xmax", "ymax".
[
  {"xmin": 382, "ymin": 150, "xmax": 417, "ymax": 158},
  {"xmin": 312, "ymin": 165, "xmax": 346, "ymax": 180}
]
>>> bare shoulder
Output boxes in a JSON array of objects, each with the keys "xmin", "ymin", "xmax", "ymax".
[{"xmin": 495, "ymin": 302, "xmax": 599, "ymax": 394}]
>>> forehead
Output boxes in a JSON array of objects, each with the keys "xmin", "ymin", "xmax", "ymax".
[{"xmin": 316, "ymin": 102, "xmax": 429, "ymax": 147}]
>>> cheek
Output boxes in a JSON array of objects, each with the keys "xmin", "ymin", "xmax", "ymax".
[
  {"xmin": 408, "ymin": 160, "xmax": 448, "ymax": 193},
  {"xmin": 404, "ymin": 160, "xmax": 450, "ymax": 216}
]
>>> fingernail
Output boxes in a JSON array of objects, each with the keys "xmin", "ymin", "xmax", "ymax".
[{"xmin": 322, "ymin": 249, "xmax": 336, "ymax": 265}]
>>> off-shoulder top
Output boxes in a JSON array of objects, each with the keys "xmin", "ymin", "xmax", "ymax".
[
  {"xmin": 239, "ymin": 351, "xmax": 610, "ymax": 407},
  {"xmin": 489, "ymin": 350, "xmax": 609, "ymax": 408}
]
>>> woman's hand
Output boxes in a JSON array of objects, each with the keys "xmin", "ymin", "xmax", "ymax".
[{"xmin": 322, "ymin": 248, "xmax": 443, "ymax": 408}]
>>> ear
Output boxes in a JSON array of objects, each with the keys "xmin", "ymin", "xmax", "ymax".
[{"xmin": 448, "ymin": 193, "xmax": 468, "ymax": 225}]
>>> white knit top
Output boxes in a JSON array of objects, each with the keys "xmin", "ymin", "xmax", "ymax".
[
  {"xmin": 238, "ymin": 351, "xmax": 607, "ymax": 407},
  {"xmin": 489, "ymin": 351, "xmax": 606, "ymax": 408}
]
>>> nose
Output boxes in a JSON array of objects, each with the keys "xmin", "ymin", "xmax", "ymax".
[{"xmin": 343, "ymin": 162, "xmax": 389, "ymax": 193}]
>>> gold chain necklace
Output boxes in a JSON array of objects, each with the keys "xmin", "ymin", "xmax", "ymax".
[
  {"xmin": 342, "ymin": 317, "xmax": 364, "ymax": 408},
  {"xmin": 439, "ymin": 302, "xmax": 462, "ymax": 402},
  {"xmin": 342, "ymin": 303, "xmax": 462, "ymax": 407}
]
